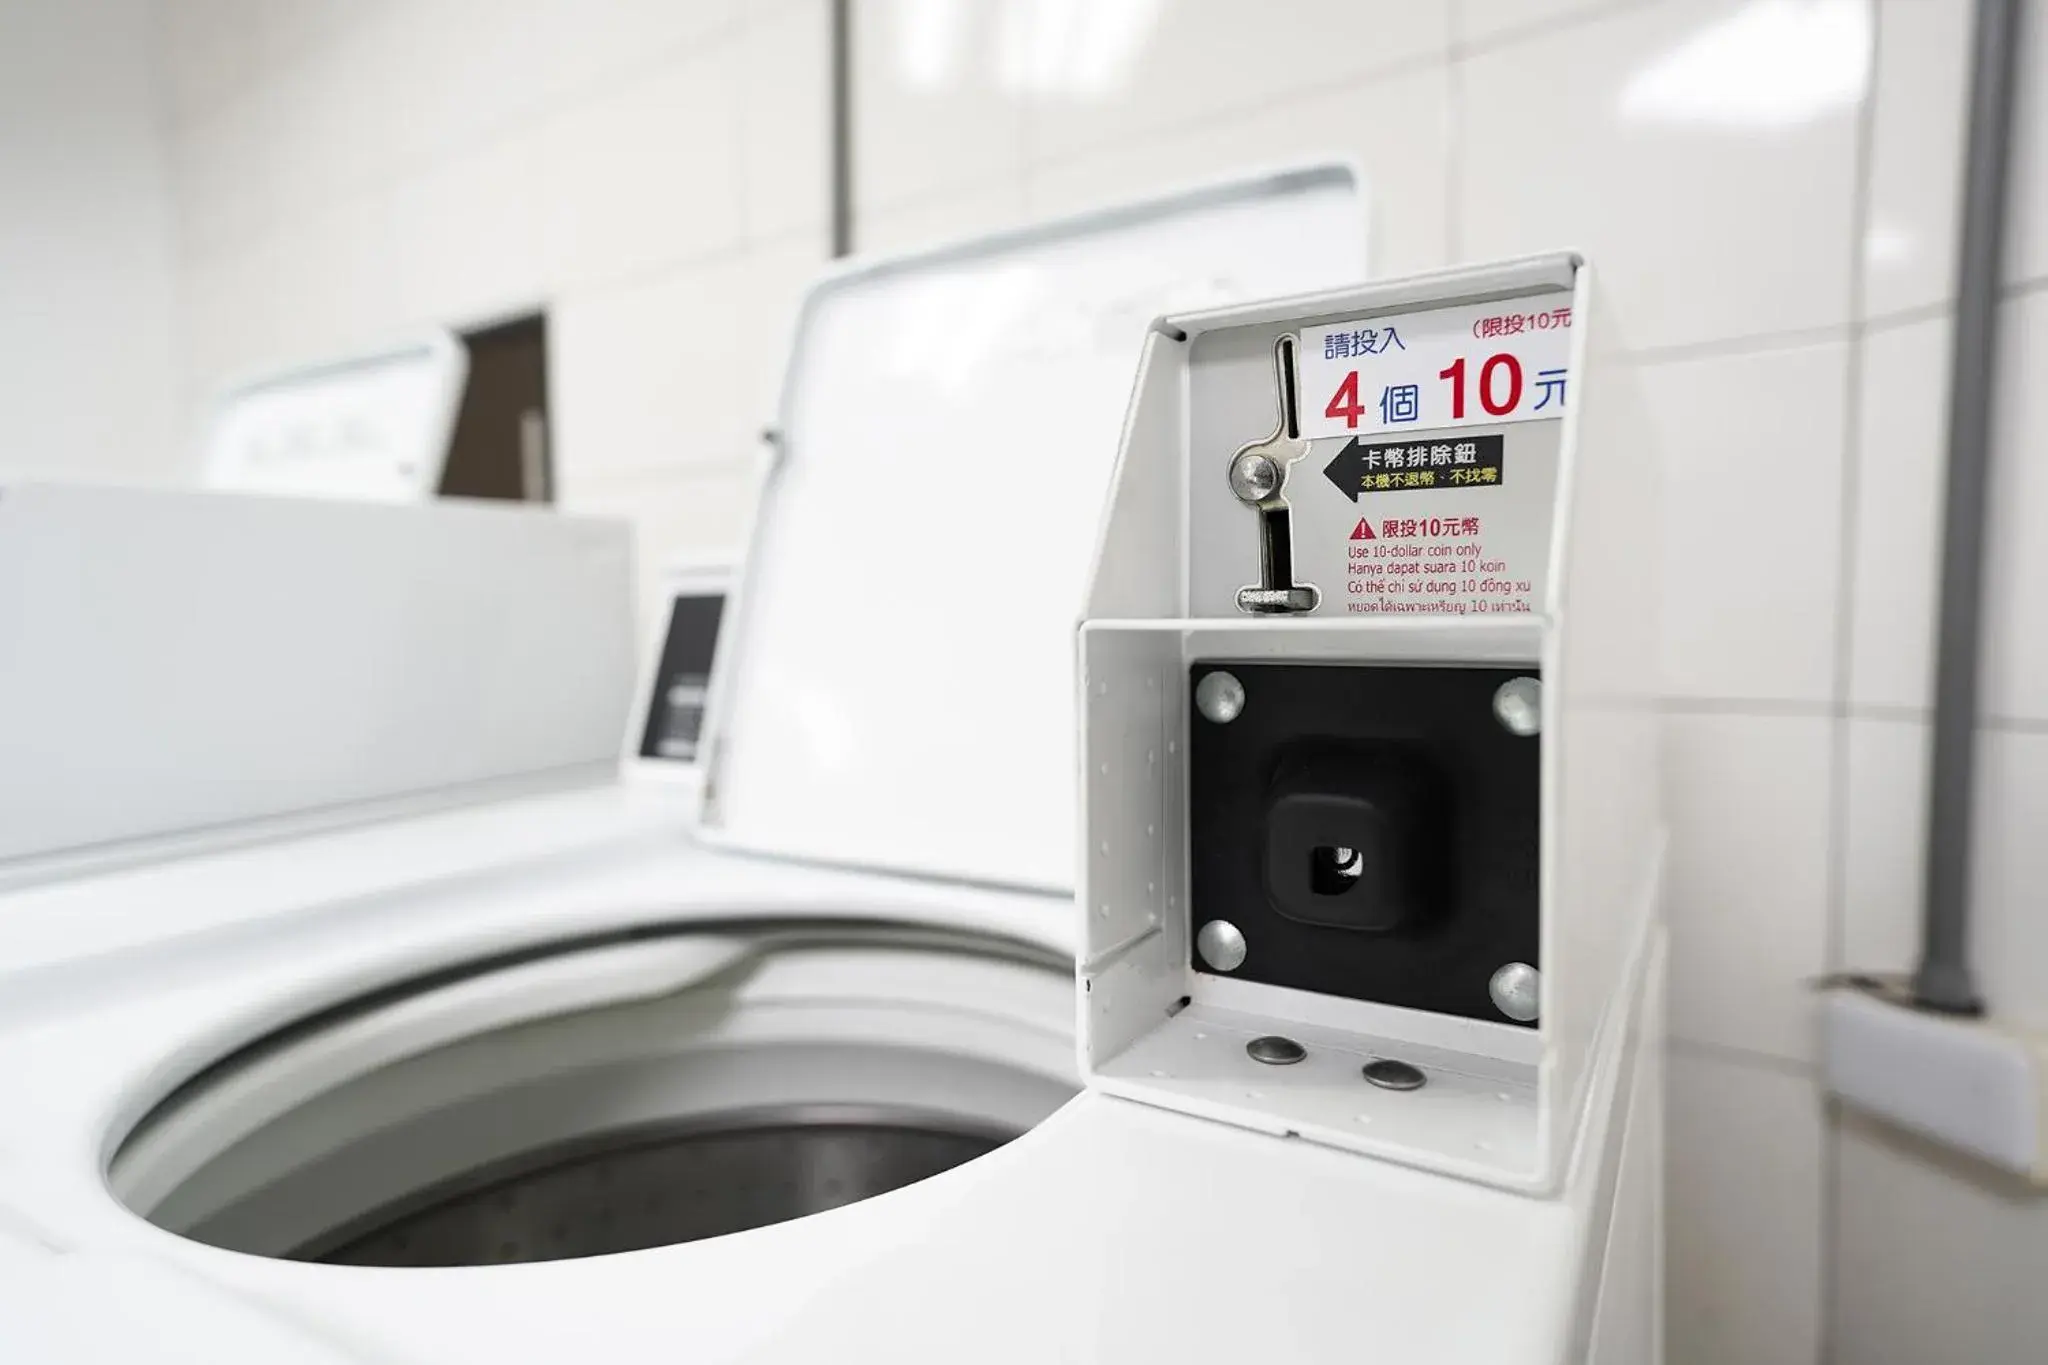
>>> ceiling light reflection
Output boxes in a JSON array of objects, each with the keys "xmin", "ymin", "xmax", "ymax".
[
  {"xmin": 995, "ymin": 0, "xmax": 1163, "ymax": 99},
  {"xmin": 896, "ymin": 0, "xmax": 969, "ymax": 91},
  {"xmin": 1619, "ymin": 0, "xmax": 1871, "ymax": 130}
]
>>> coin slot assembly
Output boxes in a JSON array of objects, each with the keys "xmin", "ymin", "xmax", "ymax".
[{"xmin": 1077, "ymin": 254, "xmax": 1663, "ymax": 1200}]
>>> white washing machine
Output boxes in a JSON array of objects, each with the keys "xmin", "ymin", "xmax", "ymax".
[
  {"xmin": 0, "ymin": 172, "xmax": 1683, "ymax": 1364},
  {"xmin": 0, "ymin": 184, "xmax": 1670, "ymax": 1365}
]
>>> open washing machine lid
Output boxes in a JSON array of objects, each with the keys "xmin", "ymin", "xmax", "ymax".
[
  {"xmin": 200, "ymin": 332, "xmax": 469, "ymax": 501},
  {"xmin": 701, "ymin": 164, "xmax": 1365, "ymax": 892}
]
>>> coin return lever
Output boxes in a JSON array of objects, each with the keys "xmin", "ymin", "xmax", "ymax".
[
  {"xmin": 1075, "ymin": 255, "xmax": 1667, "ymax": 1194},
  {"xmin": 1228, "ymin": 335, "xmax": 1319, "ymax": 614}
]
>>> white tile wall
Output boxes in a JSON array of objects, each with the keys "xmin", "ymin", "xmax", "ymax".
[
  {"xmin": 1664, "ymin": 714, "xmax": 1832, "ymax": 1063},
  {"xmin": 1834, "ymin": 1111, "xmax": 2048, "ymax": 1365},
  {"xmin": 1023, "ymin": 63, "xmax": 1451, "ymax": 275},
  {"xmin": 1667, "ymin": 1049, "xmax": 1826, "ymax": 1365},
  {"xmin": 1980, "ymin": 289, "xmax": 2048, "ymax": 725},
  {"xmin": 852, "ymin": 0, "xmax": 1029, "ymax": 213},
  {"xmin": 1970, "ymin": 729, "xmax": 2048, "ymax": 1032},
  {"xmin": 1861, "ymin": 0, "xmax": 1969, "ymax": 320},
  {"xmin": 528, "ymin": 0, "xmax": 741, "ymax": 112},
  {"xmin": 1643, "ymin": 342, "xmax": 1848, "ymax": 703},
  {"xmin": 1459, "ymin": 0, "xmax": 1864, "ymax": 351},
  {"xmin": 169, "ymin": 97, "xmax": 276, "ymax": 261},
  {"xmin": 0, "ymin": 0, "xmax": 181, "ymax": 486},
  {"xmin": 1848, "ymin": 316, "xmax": 1949, "ymax": 709},
  {"xmin": 740, "ymin": 2, "xmax": 833, "ymax": 240},
  {"xmin": 1840, "ymin": 714, "xmax": 1928, "ymax": 974},
  {"xmin": 1455, "ymin": 0, "xmax": 1645, "ymax": 49},
  {"xmin": 158, "ymin": 0, "xmax": 267, "ymax": 127},
  {"xmin": 1017, "ymin": 1, "xmax": 1448, "ymax": 164},
  {"xmin": 2012, "ymin": 0, "xmax": 2048, "ymax": 285},
  {"xmin": 538, "ymin": 52, "xmax": 747, "ymax": 292},
  {"xmin": 143, "ymin": 2, "xmax": 2048, "ymax": 1359},
  {"xmin": 1832, "ymin": 728, "xmax": 2048, "ymax": 1365},
  {"xmin": 383, "ymin": 128, "xmax": 548, "ymax": 331}
]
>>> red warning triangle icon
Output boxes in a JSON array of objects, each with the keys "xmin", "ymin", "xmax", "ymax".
[{"xmin": 1350, "ymin": 518, "xmax": 1376, "ymax": 541}]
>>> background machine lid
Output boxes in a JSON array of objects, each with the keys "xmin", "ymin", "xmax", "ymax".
[
  {"xmin": 200, "ymin": 332, "xmax": 468, "ymax": 501},
  {"xmin": 703, "ymin": 165, "xmax": 1364, "ymax": 893}
]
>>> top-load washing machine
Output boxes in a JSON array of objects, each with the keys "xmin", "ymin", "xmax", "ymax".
[{"xmin": 0, "ymin": 170, "xmax": 1686, "ymax": 1364}]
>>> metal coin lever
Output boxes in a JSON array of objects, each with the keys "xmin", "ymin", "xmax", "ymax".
[{"xmin": 1229, "ymin": 334, "xmax": 1320, "ymax": 614}]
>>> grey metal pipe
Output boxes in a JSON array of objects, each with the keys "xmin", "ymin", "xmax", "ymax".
[
  {"xmin": 829, "ymin": 0, "xmax": 853, "ymax": 259},
  {"xmin": 1913, "ymin": 0, "xmax": 2024, "ymax": 1016}
]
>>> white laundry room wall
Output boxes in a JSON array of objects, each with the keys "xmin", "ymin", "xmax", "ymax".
[
  {"xmin": 156, "ymin": 0, "xmax": 830, "ymax": 631},
  {"xmin": 156, "ymin": 3, "xmax": 2048, "ymax": 1361},
  {"xmin": 0, "ymin": 0, "xmax": 181, "ymax": 485}
]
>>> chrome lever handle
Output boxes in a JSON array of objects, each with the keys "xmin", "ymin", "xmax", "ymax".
[{"xmin": 1230, "ymin": 334, "xmax": 1320, "ymax": 614}]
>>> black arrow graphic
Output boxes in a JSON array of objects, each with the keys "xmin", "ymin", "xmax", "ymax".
[{"xmin": 1322, "ymin": 438, "xmax": 1369, "ymax": 501}]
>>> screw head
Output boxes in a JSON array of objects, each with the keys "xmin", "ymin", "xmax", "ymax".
[
  {"xmin": 1196, "ymin": 918, "xmax": 1247, "ymax": 972},
  {"xmin": 1361, "ymin": 1058, "xmax": 1427, "ymax": 1091},
  {"xmin": 1492, "ymin": 676, "xmax": 1542, "ymax": 737},
  {"xmin": 1489, "ymin": 961, "xmax": 1542, "ymax": 1021},
  {"xmin": 1195, "ymin": 670, "xmax": 1245, "ymax": 724},
  {"xmin": 1246, "ymin": 1035, "xmax": 1306, "ymax": 1065},
  {"xmin": 1229, "ymin": 452, "xmax": 1280, "ymax": 503}
]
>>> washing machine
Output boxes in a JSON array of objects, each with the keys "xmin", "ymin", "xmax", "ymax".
[{"xmin": 0, "ymin": 172, "xmax": 1691, "ymax": 1364}]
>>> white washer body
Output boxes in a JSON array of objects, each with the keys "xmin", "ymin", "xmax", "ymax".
[{"xmin": 0, "ymin": 785, "xmax": 1652, "ymax": 1364}]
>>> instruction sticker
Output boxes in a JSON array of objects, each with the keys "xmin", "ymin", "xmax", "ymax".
[
  {"xmin": 1297, "ymin": 298, "xmax": 1574, "ymax": 441},
  {"xmin": 1322, "ymin": 434, "xmax": 1505, "ymax": 497}
]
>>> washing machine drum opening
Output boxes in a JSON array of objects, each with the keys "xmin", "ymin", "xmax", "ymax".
[
  {"xmin": 310, "ymin": 1110, "xmax": 1005, "ymax": 1267},
  {"xmin": 109, "ymin": 930, "xmax": 1077, "ymax": 1266}
]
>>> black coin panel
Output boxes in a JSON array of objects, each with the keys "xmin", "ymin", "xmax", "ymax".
[{"xmin": 1187, "ymin": 661, "xmax": 1540, "ymax": 1024}]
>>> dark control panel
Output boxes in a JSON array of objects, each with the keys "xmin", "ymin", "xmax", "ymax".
[
  {"xmin": 637, "ymin": 594, "xmax": 726, "ymax": 762},
  {"xmin": 1187, "ymin": 661, "xmax": 1540, "ymax": 1025}
]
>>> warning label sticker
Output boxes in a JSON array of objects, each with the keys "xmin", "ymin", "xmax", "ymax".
[
  {"xmin": 1326, "ymin": 414, "xmax": 1554, "ymax": 618},
  {"xmin": 1323, "ymin": 434, "xmax": 1505, "ymax": 497},
  {"xmin": 1341, "ymin": 511, "xmax": 1535, "ymax": 616}
]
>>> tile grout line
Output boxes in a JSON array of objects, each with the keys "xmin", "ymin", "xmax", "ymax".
[
  {"xmin": 1450, "ymin": 0, "xmax": 1652, "ymax": 62},
  {"xmin": 1848, "ymin": 702, "xmax": 1931, "ymax": 722},
  {"xmin": 1655, "ymin": 697, "xmax": 1835, "ymax": 718},
  {"xmin": 1831, "ymin": 273, "xmax": 2047, "ymax": 336},
  {"xmin": 1666, "ymin": 1034, "xmax": 1817, "ymax": 1080},
  {"xmin": 1817, "ymin": 8, "xmax": 1891, "ymax": 1356},
  {"xmin": 1833, "ymin": 0, "xmax": 1886, "ymax": 988},
  {"xmin": 553, "ymin": 225, "xmax": 829, "ymax": 308},
  {"xmin": 1622, "ymin": 322, "xmax": 1856, "ymax": 367}
]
